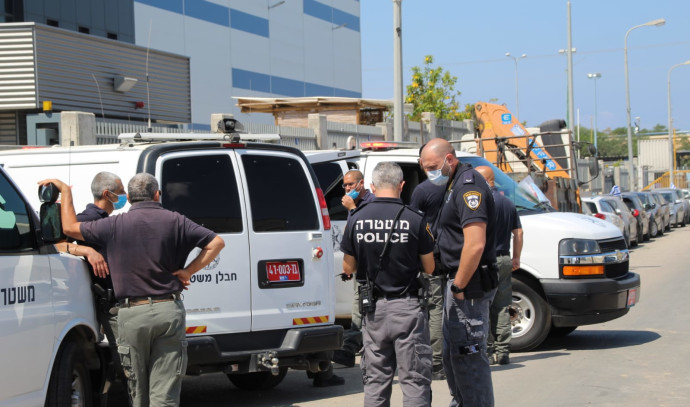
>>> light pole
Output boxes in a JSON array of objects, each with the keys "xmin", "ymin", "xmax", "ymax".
[
  {"xmin": 505, "ymin": 52, "xmax": 526, "ymax": 122},
  {"xmin": 587, "ymin": 73, "xmax": 601, "ymax": 152},
  {"xmin": 624, "ymin": 18, "xmax": 665, "ymax": 191},
  {"xmin": 667, "ymin": 61, "xmax": 690, "ymax": 188}
]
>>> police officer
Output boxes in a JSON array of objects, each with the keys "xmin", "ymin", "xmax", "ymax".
[
  {"xmin": 476, "ymin": 166, "xmax": 523, "ymax": 365},
  {"xmin": 409, "ymin": 175, "xmax": 446, "ymax": 380},
  {"xmin": 420, "ymin": 138, "xmax": 498, "ymax": 407},
  {"xmin": 334, "ymin": 169, "xmax": 376, "ymax": 368},
  {"xmin": 341, "ymin": 162, "xmax": 435, "ymax": 407},
  {"xmin": 41, "ymin": 174, "xmax": 225, "ymax": 407}
]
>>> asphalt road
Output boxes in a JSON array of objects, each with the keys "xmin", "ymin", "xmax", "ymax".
[{"xmin": 112, "ymin": 225, "xmax": 690, "ymax": 406}]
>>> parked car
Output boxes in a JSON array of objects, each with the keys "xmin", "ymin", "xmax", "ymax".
[
  {"xmin": 601, "ymin": 196, "xmax": 638, "ymax": 247},
  {"xmin": 656, "ymin": 188, "xmax": 687, "ymax": 227},
  {"xmin": 633, "ymin": 191, "xmax": 664, "ymax": 237},
  {"xmin": 581, "ymin": 197, "xmax": 628, "ymax": 245},
  {"xmin": 649, "ymin": 191, "xmax": 671, "ymax": 231},
  {"xmin": 621, "ymin": 193, "xmax": 650, "ymax": 242}
]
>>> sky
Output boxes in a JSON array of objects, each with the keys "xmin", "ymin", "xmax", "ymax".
[{"xmin": 359, "ymin": 0, "xmax": 690, "ymax": 134}]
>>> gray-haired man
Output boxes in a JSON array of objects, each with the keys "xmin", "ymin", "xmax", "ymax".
[
  {"xmin": 341, "ymin": 162, "xmax": 435, "ymax": 406},
  {"xmin": 40, "ymin": 173, "xmax": 225, "ymax": 407}
]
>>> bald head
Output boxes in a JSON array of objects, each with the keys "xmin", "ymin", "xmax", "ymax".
[
  {"xmin": 475, "ymin": 166, "xmax": 495, "ymax": 187},
  {"xmin": 420, "ymin": 138, "xmax": 458, "ymax": 176}
]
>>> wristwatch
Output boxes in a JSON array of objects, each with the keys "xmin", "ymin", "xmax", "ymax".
[{"xmin": 450, "ymin": 283, "xmax": 465, "ymax": 294}]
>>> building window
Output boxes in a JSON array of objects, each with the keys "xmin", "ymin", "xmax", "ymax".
[
  {"xmin": 46, "ymin": 19, "xmax": 59, "ymax": 27},
  {"xmin": 78, "ymin": 26, "xmax": 90, "ymax": 34},
  {"xmin": 107, "ymin": 32, "xmax": 118, "ymax": 40}
]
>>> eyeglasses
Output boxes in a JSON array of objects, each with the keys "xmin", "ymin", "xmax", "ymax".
[{"xmin": 342, "ymin": 181, "xmax": 360, "ymax": 188}]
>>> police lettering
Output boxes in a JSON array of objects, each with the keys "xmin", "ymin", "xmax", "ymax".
[
  {"xmin": 354, "ymin": 218, "xmax": 410, "ymax": 243},
  {"xmin": 356, "ymin": 232, "xmax": 409, "ymax": 243},
  {"xmin": 1, "ymin": 285, "xmax": 35, "ymax": 306}
]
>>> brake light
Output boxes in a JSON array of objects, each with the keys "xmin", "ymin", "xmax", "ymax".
[
  {"xmin": 632, "ymin": 209, "xmax": 639, "ymax": 217},
  {"xmin": 316, "ymin": 188, "xmax": 331, "ymax": 230},
  {"xmin": 593, "ymin": 213, "xmax": 606, "ymax": 220}
]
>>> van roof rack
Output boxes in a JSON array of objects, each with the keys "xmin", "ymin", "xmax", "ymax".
[{"xmin": 117, "ymin": 133, "xmax": 281, "ymax": 143}]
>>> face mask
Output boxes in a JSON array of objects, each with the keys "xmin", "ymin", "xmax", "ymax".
[
  {"xmin": 346, "ymin": 189, "xmax": 360, "ymax": 200},
  {"xmin": 426, "ymin": 157, "xmax": 449, "ymax": 186},
  {"xmin": 112, "ymin": 193, "xmax": 127, "ymax": 210}
]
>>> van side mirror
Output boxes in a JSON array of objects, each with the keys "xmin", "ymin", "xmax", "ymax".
[{"xmin": 38, "ymin": 183, "xmax": 64, "ymax": 243}]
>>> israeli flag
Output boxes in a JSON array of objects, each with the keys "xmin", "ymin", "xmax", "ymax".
[{"xmin": 610, "ymin": 185, "xmax": 621, "ymax": 197}]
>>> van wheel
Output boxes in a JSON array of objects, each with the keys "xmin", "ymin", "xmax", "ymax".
[
  {"xmin": 227, "ymin": 367, "xmax": 288, "ymax": 390},
  {"xmin": 45, "ymin": 341, "xmax": 92, "ymax": 407},
  {"xmin": 509, "ymin": 279, "xmax": 551, "ymax": 352}
]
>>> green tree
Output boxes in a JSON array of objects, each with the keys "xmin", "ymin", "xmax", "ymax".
[{"xmin": 405, "ymin": 55, "xmax": 468, "ymax": 121}]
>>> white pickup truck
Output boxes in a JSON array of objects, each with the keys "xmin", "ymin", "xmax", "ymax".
[{"xmin": 307, "ymin": 143, "xmax": 640, "ymax": 351}]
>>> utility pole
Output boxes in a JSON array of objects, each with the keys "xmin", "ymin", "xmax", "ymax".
[{"xmin": 393, "ymin": 0, "xmax": 403, "ymax": 141}]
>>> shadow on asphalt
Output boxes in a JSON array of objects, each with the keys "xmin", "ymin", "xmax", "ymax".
[{"xmin": 538, "ymin": 329, "xmax": 661, "ymax": 351}]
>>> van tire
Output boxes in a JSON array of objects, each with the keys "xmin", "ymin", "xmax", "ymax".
[
  {"xmin": 510, "ymin": 278, "xmax": 551, "ymax": 352},
  {"xmin": 45, "ymin": 341, "xmax": 92, "ymax": 407},
  {"xmin": 227, "ymin": 367, "xmax": 288, "ymax": 390}
]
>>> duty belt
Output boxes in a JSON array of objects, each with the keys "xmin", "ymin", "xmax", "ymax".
[
  {"xmin": 374, "ymin": 290, "xmax": 418, "ymax": 300},
  {"xmin": 119, "ymin": 292, "xmax": 181, "ymax": 307}
]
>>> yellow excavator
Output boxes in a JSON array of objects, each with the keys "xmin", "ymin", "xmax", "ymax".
[{"xmin": 463, "ymin": 101, "xmax": 589, "ymax": 212}]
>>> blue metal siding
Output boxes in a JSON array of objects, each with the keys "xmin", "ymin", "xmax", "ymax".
[
  {"xmin": 230, "ymin": 9, "xmax": 268, "ymax": 38},
  {"xmin": 186, "ymin": 0, "xmax": 229, "ymax": 27},
  {"xmin": 303, "ymin": 0, "xmax": 360, "ymax": 32}
]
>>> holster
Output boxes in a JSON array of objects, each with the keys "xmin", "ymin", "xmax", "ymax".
[
  {"xmin": 416, "ymin": 272, "xmax": 430, "ymax": 310},
  {"xmin": 358, "ymin": 281, "xmax": 376, "ymax": 315}
]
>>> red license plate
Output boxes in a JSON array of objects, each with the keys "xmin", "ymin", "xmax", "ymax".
[
  {"xmin": 266, "ymin": 261, "xmax": 301, "ymax": 282},
  {"xmin": 626, "ymin": 288, "xmax": 638, "ymax": 307}
]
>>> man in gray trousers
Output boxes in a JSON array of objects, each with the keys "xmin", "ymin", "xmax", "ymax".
[{"xmin": 340, "ymin": 162, "xmax": 435, "ymax": 406}]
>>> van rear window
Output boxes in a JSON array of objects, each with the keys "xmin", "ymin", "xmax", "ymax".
[
  {"xmin": 242, "ymin": 154, "xmax": 319, "ymax": 232},
  {"xmin": 161, "ymin": 155, "xmax": 243, "ymax": 233}
]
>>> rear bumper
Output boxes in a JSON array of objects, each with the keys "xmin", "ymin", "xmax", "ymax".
[
  {"xmin": 542, "ymin": 272, "xmax": 640, "ymax": 327},
  {"xmin": 186, "ymin": 324, "xmax": 343, "ymax": 374}
]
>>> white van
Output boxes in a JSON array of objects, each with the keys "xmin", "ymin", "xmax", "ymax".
[
  {"xmin": 0, "ymin": 133, "xmax": 342, "ymax": 403},
  {"xmin": 0, "ymin": 165, "xmax": 101, "ymax": 406},
  {"xmin": 307, "ymin": 143, "xmax": 640, "ymax": 351}
]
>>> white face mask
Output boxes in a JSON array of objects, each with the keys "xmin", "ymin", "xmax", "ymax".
[{"xmin": 426, "ymin": 157, "xmax": 449, "ymax": 186}]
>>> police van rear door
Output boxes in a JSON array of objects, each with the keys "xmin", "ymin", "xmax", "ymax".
[
  {"xmin": 236, "ymin": 148, "xmax": 333, "ymax": 331},
  {"xmin": 157, "ymin": 151, "xmax": 252, "ymax": 335}
]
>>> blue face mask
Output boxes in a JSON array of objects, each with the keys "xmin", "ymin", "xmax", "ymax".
[
  {"xmin": 112, "ymin": 193, "xmax": 127, "ymax": 210},
  {"xmin": 426, "ymin": 157, "xmax": 449, "ymax": 186},
  {"xmin": 346, "ymin": 189, "xmax": 360, "ymax": 200}
]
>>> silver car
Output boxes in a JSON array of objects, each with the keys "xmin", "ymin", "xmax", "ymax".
[
  {"xmin": 600, "ymin": 196, "xmax": 638, "ymax": 247},
  {"xmin": 633, "ymin": 191, "xmax": 664, "ymax": 237},
  {"xmin": 581, "ymin": 196, "xmax": 632, "ymax": 247},
  {"xmin": 649, "ymin": 191, "xmax": 671, "ymax": 232},
  {"xmin": 656, "ymin": 189, "xmax": 686, "ymax": 228},
  {"xmin": 656, "ymin": 188, "xmax": 688, "ymax": 227}
]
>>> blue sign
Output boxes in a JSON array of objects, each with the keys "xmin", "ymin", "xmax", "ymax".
[
  {"xmin": 528, "ymin": 138, "xmax": 557, "ymax": 171},
  {"xmin": 501, "ymin": 113, "xmax": 512, "ymax": 124}
]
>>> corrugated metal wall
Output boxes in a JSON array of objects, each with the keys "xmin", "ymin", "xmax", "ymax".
[
  {"xmin": 0, "ymin": 23, "xmax": 190, "ymax": 124},
  {"xmin": 0, "ymin": 27, "xmax": 37, "ymax": 110},
  {"xmin": 32, "ymin": 23, "xmax": 190, "ymax": 123},
  {"xmin": 638, "ymin": 138, "xmax": 670, "ymax": 171}
]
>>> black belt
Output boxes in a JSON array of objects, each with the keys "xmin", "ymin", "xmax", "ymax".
[
  {"xmin": 375, "ymin": 291, "xmax": 418, "ymax": 300},
  {"xmin": 496, "ymin": 250, "xmax": 511, "ymax": 256},
  {"xmin": 119, "ymin": 292, "xmax": 181, "ymax": 307}
]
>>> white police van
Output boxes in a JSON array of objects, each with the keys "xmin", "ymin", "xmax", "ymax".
[
  {"xmin": 307, "ymin": 142, "xmax": 640, "ymax": 351},
  {"xmin": 0, "ymin": 127, "xmax": 342, "ymax": 405}
]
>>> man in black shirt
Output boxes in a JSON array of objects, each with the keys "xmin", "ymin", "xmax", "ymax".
[
  {"xmin": 476, "ymin": 166, "xmax": 523, "ymax": 366},
  {"xmin": 341, "ymin": 162, "xmax": 435, "ymax": 406},
  {"xmin": 420, "ymin": 139, "xmax": 498, "ymax": 407},
  {"xmin": 409, "ymin": 178, "xmax": 446, "ymax": 380}
]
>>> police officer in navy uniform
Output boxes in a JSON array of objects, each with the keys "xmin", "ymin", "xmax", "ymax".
[
  {"xmin": 341, "ymin": 161, "xmax": 435, "ymax": 407},
  {"xmin": 409, "ymin": 175, "xmax": 446, "ymax": 381},
  {"xmin": 420, "ymin": 138, "xmax": 498, "ymax": 407}
]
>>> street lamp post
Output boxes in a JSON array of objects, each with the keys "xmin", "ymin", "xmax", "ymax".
[
  {"xmin": 624, "ymin": 18, "xmax": 665, "ymax": 191},
  {"xmin": 667, "ymin": 61, "xmax": 690, "ymax": 188},
  {"xmin": 587, "ymin": 73, "xmax": 601, "ymax": 151},
  {"xmin": 505, "ymin": 52, "xmax": 526, "ymax": 122}
]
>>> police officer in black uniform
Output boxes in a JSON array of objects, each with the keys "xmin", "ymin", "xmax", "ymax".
[
  {"xmin": 409, "ymin": 176, "xmax": 446, "ymax": 380},
  {"xmin": 341, "ymin": 161, "xmax": 435, "ymax": 407},
  {"xmin": 420, "ymin": 138, "xmax": 499, "ymax": 407}
]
